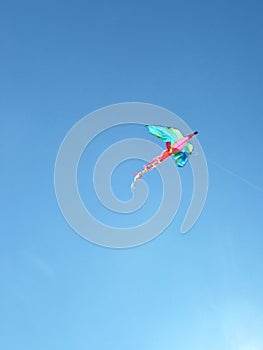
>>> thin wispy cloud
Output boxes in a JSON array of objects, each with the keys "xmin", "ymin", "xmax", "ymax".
[{"xmin": 22, "ymin": 251, "xmax": 56, "ymax": 281}]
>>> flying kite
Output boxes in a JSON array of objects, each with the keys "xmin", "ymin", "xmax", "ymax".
[{"xmin": 131, "ymin": 125, "xmax": 198, "ymax": 189}]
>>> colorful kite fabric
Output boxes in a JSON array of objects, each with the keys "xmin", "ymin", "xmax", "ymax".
[{"xmin": 131, "ymin": 125, "xmax": 198, "ymax": 189}]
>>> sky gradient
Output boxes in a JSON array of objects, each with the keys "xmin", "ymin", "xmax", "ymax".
[{"xmin": 1, "ymin": 0, "xmax": 263, "ymax": 349}]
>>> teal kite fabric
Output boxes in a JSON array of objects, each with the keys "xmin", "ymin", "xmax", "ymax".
[{"xmin": 131, "ymin": 125, "xmax": 198, "ymax": 189}]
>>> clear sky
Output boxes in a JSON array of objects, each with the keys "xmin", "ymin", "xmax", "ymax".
[{"xmin": 1, "ymin": 0, "xmax": 263, "ymax": 349}]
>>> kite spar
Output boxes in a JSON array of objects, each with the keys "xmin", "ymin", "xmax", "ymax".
[{"xmin": 131, "ymin": 125, "xmax": 198, "ymax": 189}]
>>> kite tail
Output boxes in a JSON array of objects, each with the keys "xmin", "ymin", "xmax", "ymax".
[{"xmin": 131, "ymin": 156, "xmax": 161, "ymax": 190}]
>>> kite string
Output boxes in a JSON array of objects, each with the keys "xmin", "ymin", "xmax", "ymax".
[
  {"xmin": 189, "ymin": 152, "xmax": 263, "ymax": 194},
  {"xmin": 208, "ymin": 158, "xmax": 263, "ymax": 194}
]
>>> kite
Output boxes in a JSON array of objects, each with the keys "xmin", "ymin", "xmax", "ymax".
[{"xmin": 131, "ymin": 125, "xmax": 198, "ymax": 189}]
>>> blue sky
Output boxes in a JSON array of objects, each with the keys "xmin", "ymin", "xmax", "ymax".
[{"xmin": 1, "ymin": 0, "xmax": 263, "ymax": 349}]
